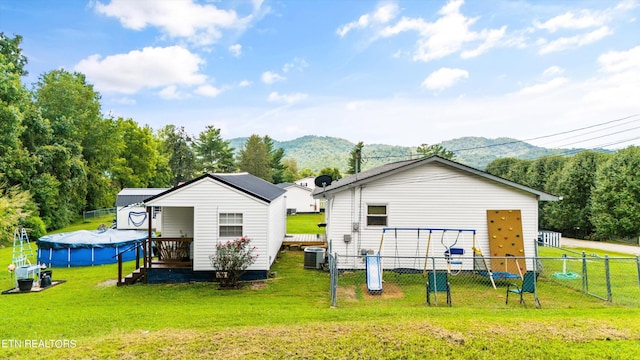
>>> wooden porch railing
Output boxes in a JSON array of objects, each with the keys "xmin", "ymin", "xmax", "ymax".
[{"xmin": 150, "ymin": 237, "xmax": 193, "ymax": 264}]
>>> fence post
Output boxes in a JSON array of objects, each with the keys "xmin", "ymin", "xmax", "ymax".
[
  {"xmin": 582, "ymin": 251, "xmax": 588, "ymax": 294},
  {"xmin": 636, "ymin": 256, "xmax": 640, "ymax": 290},
  {"xmin": 330, "ymin": 253, "xmax": 337, "ymax": 308},
  {"xmin": 604, "ymin": 255, "xmax": 612, "ymax": 302}
]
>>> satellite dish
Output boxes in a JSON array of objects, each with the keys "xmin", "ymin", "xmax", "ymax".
[{"xmin": 314, "ymin": 175, "xmax": 333, "ymax": 188}]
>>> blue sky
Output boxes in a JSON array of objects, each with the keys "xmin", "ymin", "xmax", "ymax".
[{"xmin": 2, "ymin": 0, "xmax": 640, "ymax": 149}]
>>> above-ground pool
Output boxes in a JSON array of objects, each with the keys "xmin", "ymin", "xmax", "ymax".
[{"xmin": 37, "ymin": 229, "xmax": 148, "ymax": 267}]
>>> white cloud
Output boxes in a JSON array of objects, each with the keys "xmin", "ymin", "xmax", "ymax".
[
  {"xmin": 598, "ymin": 45, "xmax": 640, "ymax": 73},
  {"xmin": 515, "ymin": 77, "xmax": 569, "ymax": 96},
  {"xmin": 543, "ymin": 66, "xmax": 565, "ymax": 77},
  {"xmin": 336, "ymin": 2, "xmax": 399, "ymax": 37},
  {"xmin": 74, "ymin": 46, "xmax": 206, "ymax": 94},
  {"xmin": 534, "ymin": 10, "xmax": 606, "ymax": 32},
  {"xmin": 195, "ymin": 85, "xmax": 223, "ymax": 97},
  {"xmin": 111, "ymin": 97, "xmax": 136, "ymax": 105},
  {"xmin": 538, "ymin": 26, "xmax": 613, "ymax": 54},
  {"xmin": 421, "ymin": 67, "xmax": 469, "ymax": 90},
  {"xmin": 261, "ymin": 71, "xmax": 286, "ymax": 84},
  {"xmin": 267, "ymin": 91, "xmax": 308, "ymax": 104},
  {"xmin": 376, "ymin": 0, "xmax": 506, "ymax": 62},
  {"xmin": 228, "ymin": 44, "xmax": 242, "ymax": 57},
  {"xmin": 94, "ymin": 0, "xmax": 254, "ymax": 46},
  {"xmin": 282, "ymin": 57, "xmax": 309, "ymax": 73},
  {"xmin": 158, "ymin": 85, "xmax": 187, "ymax": 100},
  {"xmin": 238, "ymin": 80, "xmax": 252, "ymax": 87}
]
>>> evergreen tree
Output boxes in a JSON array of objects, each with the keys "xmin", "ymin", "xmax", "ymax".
[
  {"xmin": 237, "ymin": 135, "xmax": 272, "ymax": 182},
  {"xmin": 158, "ymin": 125, "xmax": 198, "ymax": 186},
  {"xmin": 193, "ymin": 125, "xmax": 236, "ymax": 174}
]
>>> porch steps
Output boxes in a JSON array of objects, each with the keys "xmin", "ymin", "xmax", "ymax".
[{"xmin": 119, "ymin": 268, "xmax": 146, "ymax": 286}]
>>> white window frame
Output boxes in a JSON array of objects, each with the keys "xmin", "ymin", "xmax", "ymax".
[
  {"xmin": 219, "ymin": 213, "xmax": 243, "ymax": 238},
  {"xmin": 366, "ymin": 204, "xmax": 388, "ymax": 227}
]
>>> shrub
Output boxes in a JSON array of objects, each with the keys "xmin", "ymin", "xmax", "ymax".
[{"xmin": 209, "ymin": 237, "xmax": 258, "ymax": 289}]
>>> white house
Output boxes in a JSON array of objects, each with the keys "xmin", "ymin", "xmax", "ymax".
[
  {"xmin": 116, "ymin": 188, "xmax": 167, "ymax": 231},
  {"xmin": 277, "ymin": 183, "xmax": 320, "ymax": 214},
  {"xmin": 142, "ymin": 173, "xmax": 286, "ymax": 281},
  {"xmin": 313, "ymin": 156, "xmax": 558, "ymax": 271},
  {"xmin": 295, "ymin": 176, "xmax": 316, "ymax": 191}
]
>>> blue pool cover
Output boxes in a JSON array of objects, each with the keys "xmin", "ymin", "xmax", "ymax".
[{"xmin": 37, "ymin": 229, "xmax": 148, "ymax": 267}]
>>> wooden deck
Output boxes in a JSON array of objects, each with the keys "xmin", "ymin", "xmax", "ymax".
[{"xmin": 282, "ymin": 234, "xmax": 327, "ymax": 250}]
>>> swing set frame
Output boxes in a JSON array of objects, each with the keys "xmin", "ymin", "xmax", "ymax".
[{"xmin": 377, "ymin": 227, "xmax": 477, "ymax": 275}]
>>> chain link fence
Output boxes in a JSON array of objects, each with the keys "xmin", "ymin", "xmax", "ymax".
[
  {"xmin": 328, "ymin": 252, "xmax": 640, "ymax": 308},
  {"xmin": 83, "ymin": 207, "xmax": 116, "ymax": 221}
]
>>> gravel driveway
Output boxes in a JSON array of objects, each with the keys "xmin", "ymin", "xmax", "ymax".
[{"xmin": 560, "ymin": 237, "xmax": 640, "ymax": 256}]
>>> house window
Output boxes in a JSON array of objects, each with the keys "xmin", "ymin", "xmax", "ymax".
[
  {"xmin": 367, "ymin": 205, "xmax": 387, "ymax": 226},
  {"xmin": 220, "ymin": 213, "xmax": 243, "ymax": 237}
]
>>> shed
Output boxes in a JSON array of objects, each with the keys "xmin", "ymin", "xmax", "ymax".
[
  {"xmin": 141, "ymin": 173, "xmax": 286, "ymax": 282},
  {"xmin": 276, "ymin": 183, "xmax": 320, "ymax": 214},
  {"xmin": 116, "ymin": 188, "xmax": 167, "ymax": 231},
  {"xmin": 313, "ymin": 156, "xmax": 558, "ymax": 270}
]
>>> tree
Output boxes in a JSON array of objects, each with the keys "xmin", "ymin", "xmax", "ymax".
[
  {"xmin": 484, "ymin": 158, "xmax": 521, "ymax": 178},
  {"xmin": 237, "ymin": 135, "xmax": 272, "ymax": 182},
  {"xmin": 192, "ymin": 125, "xmax": 236, "ymax": 174},
  {"xmin": 544, "ymin": 151, "xmax": 607, "ymax": 238},
  {"xmin": 298, "ymin": 168, "xmax": 316, "ymax": 178},
  {"xmin": 347, "ymin": 141, "xmax": 364, "ymax": 175},
  {"xmin": 158, "ymin": 125, "xmax": 198, "ymax": 186},
  {"xmin": 34, "ymin": 69, "xmax": 120, "ymax": 211},
  {"xmin": 0, "ymin": 32, "xmax": 28, "ymax": 76},
  {"xmin": 264, "ymin": 136, "xmax": 286, "ymax": 183},
  {"xmin": 416, "ymin": 143, "xmax": 456, "ymax": 160},
  {"xmin": 0, "ymin": 33, "xmax": 33, "ymax": 187},
  {"xmin": 319, "ymin": 167, "xmax": 342, "ymax": 181},
  {"xmin": 281, "ymin": 158, "xmax": 299, "ymax": 183},
  {"xmin": 0, "ymin": 183, "xmax": 33, "ymax": 244},
  {"xmin": 112, "ymin": 118, "xmax": 166, "ymax": 188},
  {"xmin": 526, "ymin": 155, "xmax": 567, "ymax": 191},
  {"xmin": 591, "ymin": 147, "xmax": 640, "ymax": 240}
]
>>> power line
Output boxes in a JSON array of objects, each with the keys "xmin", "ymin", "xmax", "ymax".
[{"xmin": 362, "ymin": 113, "xmax": 640, "ymax": 162}]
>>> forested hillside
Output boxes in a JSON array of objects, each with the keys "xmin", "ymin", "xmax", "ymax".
[{"xmin": 229, "ymin": 135, "xmax": 573, "ymax": 172}]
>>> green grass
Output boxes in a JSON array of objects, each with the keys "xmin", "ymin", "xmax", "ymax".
[
  {"xmin": 286, "ymin": 213, "xmax": 325, "ymax": 234},
  {"xmin": 1, "ymin": 219, "xmax": 638, "ymax": 358},
  {"xmin": 47, "ymin": 215, "xmax": 116, "ymax": 234}
]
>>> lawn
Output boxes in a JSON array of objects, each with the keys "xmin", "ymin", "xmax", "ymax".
[
  {"xmin": 286, "ymin": 212, "xmax": 325, "ymax": 234},
  {"xmin": 1, "ymin": 218, "xmax": 639, "ymax": 358}
]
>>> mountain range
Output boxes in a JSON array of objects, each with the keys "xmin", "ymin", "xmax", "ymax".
[{"xmin": 228, "ymin": 135, "xmax": 583, "ymax": 173}]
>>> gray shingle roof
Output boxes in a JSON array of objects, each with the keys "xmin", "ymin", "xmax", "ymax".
[
  {"xmin": 312, "ymin": 156, "xmax": 558, "ymax": 201},
  {"xmin": 116, "ymin": 188, "xmax": 168, "ymax": 207},
  {"xmin": 144, "ymin": 173, "xmax": 286, "ymax": 204}
]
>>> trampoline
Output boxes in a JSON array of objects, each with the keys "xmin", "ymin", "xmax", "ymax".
[{"xmin": 37, "ymin": 229, "xmax": 148, "ymax": 267}]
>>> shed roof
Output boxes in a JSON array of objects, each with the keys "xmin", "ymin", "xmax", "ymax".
[
  {"xmin": 144, "ymin": 173, "xmax": 286, "ymax": 204},
  {"xmin": 312, "ymin": 156, "xmax": 558, "ymax": 201},
  {"xmin": 116, "ymin": 188, "xmax": 168, "ymax": 207}
]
